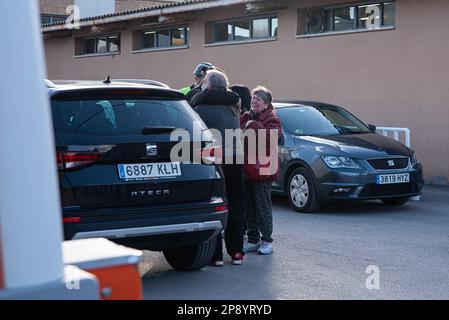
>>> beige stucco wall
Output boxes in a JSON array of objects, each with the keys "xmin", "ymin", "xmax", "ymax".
[{"xmin": 43, "ymin": 0, "xmax": 449, "ymax": 184}]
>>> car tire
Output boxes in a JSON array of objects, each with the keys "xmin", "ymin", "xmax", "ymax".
[
  {"xmin": 381, "ymin": 197, "xmax": 409, "ymax": 206},
  {"xmin": 163, "ymin": 236, "xmax": 217, "ymax": 271},
  {"xmin": 287, "ymin": 167, "xmax": 320, "ymax": 213}
]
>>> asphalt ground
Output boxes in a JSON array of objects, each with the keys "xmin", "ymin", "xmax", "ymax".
[{"xmin": 139, "ymin": 185, "xmax": 449, "ymax": 300}]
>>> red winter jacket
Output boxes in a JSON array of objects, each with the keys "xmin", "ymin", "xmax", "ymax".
[{"xmin": 240, "ymin": 106, "xmax": 282, "ymax": 182}]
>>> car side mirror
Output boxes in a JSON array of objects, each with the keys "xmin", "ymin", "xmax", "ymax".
[{"xmin": 368, "ymin": 124, "xmax": 377, "ymax": 133}]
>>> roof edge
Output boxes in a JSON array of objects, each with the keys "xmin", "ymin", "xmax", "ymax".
[{"xmin": 42, "ymin": 0, "xmax": 263, "ymax": 33}]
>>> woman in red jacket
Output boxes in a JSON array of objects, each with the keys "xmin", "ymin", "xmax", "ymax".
[{"xmin": 240, "ymin": 86, "xmax": 282, "ymax": 255}]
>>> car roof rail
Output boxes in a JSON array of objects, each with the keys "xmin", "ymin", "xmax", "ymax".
[
  {"xmin": 112, "ymin": 79, "xmax": 170, "ymax": 89},
  {"xmin": 44, "ymin": 79, "xmax": 56, "ymax": 88}
]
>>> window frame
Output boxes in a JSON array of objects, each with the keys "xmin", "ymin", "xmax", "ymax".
[
  {"xmin": 331, "ymin": 6, "xmax": 357, "ymax": 31},
  {"xmin": 211, "ymin": 15, "xmax": 278, "ymax": 44},
  {"xmin": 139, "ymin": 26, "xmax": 189, "ymax": 50},
  {"xmin": 80, "ymin": 34, "xmax": 121, "ymax": 56},
  {"xmin": 41, "ymin": 14, "xmax": 68, "ymax": 25},
  {"xmin": 107, "ymin": 35, "xmax": 120, "ymax": 53},
  {"xmin": 301, "ymin": 1, "xmax": 395, "ymax": 36}
]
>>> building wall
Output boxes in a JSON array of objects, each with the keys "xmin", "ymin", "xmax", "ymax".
[
  {"xmin": 40, "ymin": 0, "xmax": 164, "ymax": 15},
  {"xmin": 75, "ymin": 0, "xmax": 115, "ymax": 18},
  {"xmin": 40, "ymin": 0, "xmax": 73, "ymax": 15},
  {"xmin": 43, "ymin": 0, "xmax": 449, "ymax": 185},
  {"xmin": 115, "ymin": 1, "xmax": 172, "ymax": 12}
]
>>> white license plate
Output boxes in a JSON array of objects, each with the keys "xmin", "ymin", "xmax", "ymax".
[
  {"xmin": 118, "ymin": 162, "xmax": 181, "ymax": 181},
  {"xmin": 376, "ymin": 173, "xmax": 410, "ymax": 185}
]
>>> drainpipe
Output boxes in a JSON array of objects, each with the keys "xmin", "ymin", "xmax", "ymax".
[{"xmin": 0, "ymin": 0, "xmax": 64, "ymax": 289}]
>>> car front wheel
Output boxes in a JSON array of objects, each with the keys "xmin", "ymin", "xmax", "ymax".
[
  {"xmin": 163, "ymin": 236, "xmax": 217, "ymax": 271},
  {"xmin": 287, "ymin": 167, "xmax": 320, "ymax": 213},
  {"xmin": 381, "ymin": 197, "xmax": 409, "ymax": 206}
]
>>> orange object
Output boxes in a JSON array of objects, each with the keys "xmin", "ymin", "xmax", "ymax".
[
  {"xmin": 86, "ymin": 264, "xmax": 142, "ymax": 300},
  {"xmin": 63, "ymin": 238, "xmax": 143, "ymax": 300}
]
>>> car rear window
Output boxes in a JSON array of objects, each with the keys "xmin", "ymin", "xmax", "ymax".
[{"xmin": 51, "ymin": 98, "xmax": 204, "ymax": 136}]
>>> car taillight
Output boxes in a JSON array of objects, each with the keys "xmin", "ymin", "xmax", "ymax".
[
  {"xmin": 63, "ymin": 217, "xmax": 82, "ymax": 223},
  {"xmin": 56, "ymin": 151, "xmax": 64, "ymax": 170},
  {"xmin": 215, "ymin": 205, "xmax": 227, "ymax": 212},
  {"xmin": 57, "ymin": 151, "xmax": 101, "ymax": 170}
]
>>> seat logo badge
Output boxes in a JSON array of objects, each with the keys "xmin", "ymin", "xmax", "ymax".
[
  {"xmin": 388, "ymin": 160, "xmax": 395, "ymax": 167},
  {"xmin": 146, "ymin": 144, "xmax": 158, "ymax": 157}
]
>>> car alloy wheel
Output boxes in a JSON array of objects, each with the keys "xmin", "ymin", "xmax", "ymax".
[
  {"xmin": 290, "ymin": 174, "xmax": 309, "ymax": 208},
  {"xmin": 287, "ymin": 167, "xmax": 320, "ymax": 213}
]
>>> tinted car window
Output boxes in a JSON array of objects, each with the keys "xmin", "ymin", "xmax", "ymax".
[
  {"xmin": 319, "ymin": 107, "xmax": 370, "ymax": 134},
  {"xmin": 276, "ymin": 105, "xmax": 370, "ymax": 135},
  {"xmin": 52, "ymin": 98, "xmax": 204, "ymax": 136},
  {"xmin": 276, "ymin": 106, "xmax": 340, "ymax": 135}
]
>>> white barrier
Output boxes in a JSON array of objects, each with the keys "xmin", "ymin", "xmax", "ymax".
[
  {"xmin": 376, "ymin": 127, "xmax": 420, "ymax": 201},
  {"xmin": 376, "ymin": 127, "xmax": 411, "ymax": 148}
]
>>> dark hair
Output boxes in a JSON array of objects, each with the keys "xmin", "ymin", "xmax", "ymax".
[{"xmin": 230, "ymin": 84, "xmax": 251, "ymax": 113}]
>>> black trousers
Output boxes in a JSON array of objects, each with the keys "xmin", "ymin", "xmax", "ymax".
[
  {"xmin": 245, "ymin": 180, "xmax": 273, "ymax": 243},
  {"xmin": 213, "ymin": 164, "xmax": 245, "ymax": 259}
]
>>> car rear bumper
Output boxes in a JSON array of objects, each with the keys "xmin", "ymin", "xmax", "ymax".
[
  {"xmin": 62, "ymin": 199, "xmax": 228, "ymax": 250},
  {"xmin": 72, "ymin": 221, "xmax": 223, "ymax": 240},
  {"xmin": 315, "ymin": 163, "xmax": 424, "ymax": 201}
]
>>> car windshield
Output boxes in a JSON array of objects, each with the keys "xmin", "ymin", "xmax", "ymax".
[{"xmin": 275, "ymin": 105, "xmax": 371, "ymax": 135}]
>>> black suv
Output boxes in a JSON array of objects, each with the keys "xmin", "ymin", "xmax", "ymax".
[{"xmin": 48, "ymin": 79, "xmax": 228, "ymax": 271}]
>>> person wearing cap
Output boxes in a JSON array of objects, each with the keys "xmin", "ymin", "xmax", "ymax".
[{"xmin": 180, "ymin": 62, "xmax": 215, "ymax": 103}]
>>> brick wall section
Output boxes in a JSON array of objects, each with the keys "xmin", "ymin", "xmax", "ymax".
[
  {"xmin": 41, "ymin": 0, "xmax": 174, "ymax": 15},
  {"xmin": 40, "ymin": 0, "xmax": 74, "ymax": 15},
  {"xmin": 115, "ymin": 0, "xmax": 172, "ymax": 12}
]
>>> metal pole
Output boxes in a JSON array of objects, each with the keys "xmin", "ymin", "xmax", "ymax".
[{"xmin": 0, "ymin": 0, "xmax": 64, "ymax": 288}]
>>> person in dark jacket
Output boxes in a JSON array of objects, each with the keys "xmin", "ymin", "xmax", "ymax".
[
  {"xmin": 230, "ymin": 84, "xmax": 251, "ymax": 114},
  {"xmin": 240, "ymin": 86, "xmax": 282, "ymax": 255},
  {"xmin": 191, "ymin": 69, "xmax": 246, "ymax": 266}
]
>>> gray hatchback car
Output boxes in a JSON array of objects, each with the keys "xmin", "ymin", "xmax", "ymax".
[{"xmin": 272, "ymin": 101, "xmax": 424, "ymax": 213}]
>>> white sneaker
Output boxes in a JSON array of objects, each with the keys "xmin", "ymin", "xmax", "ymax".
[
  {"xmin": 243, "ymin": 240, "xmax": 260, "ymax": 253},
  {"xmin": 209, "ymin": 259, "xmax": 224, "ymax": 267},
  {"xmin": 257, "ymin": 241, "xmax": 273, "ymax": 255}
]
